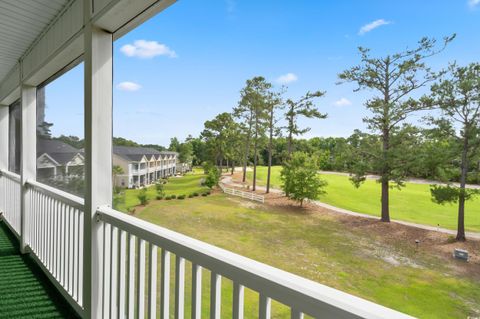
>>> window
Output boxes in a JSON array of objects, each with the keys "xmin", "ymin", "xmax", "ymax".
[{"xmin": 36, "ymin": 63, "xmax": 84, "ymax": 196}]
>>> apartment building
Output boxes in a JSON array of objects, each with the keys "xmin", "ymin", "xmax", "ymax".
[{"xmin": 112, "ymin": 146, "xmax": 177, "ymax": 188}]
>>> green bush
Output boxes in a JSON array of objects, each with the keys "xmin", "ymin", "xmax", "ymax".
[
  {"xmin": 178, "ymin": 194, "xmax": 186, "ymax": 199},
  {"xmin": 201, "ymin": 193, "xmax": 208, "ymax": 197},
  {"xmin": 193, "ymin": 192, "xmax": 199, "ymax": 197},
  {"xmin": 188, "ymin": 194, "xmax": 194, "ymax": 198},
  {"xmin": 155, "ymin": 182, "xmax": 165, "ymax": 197},
  {"xmin": 165, "ymin": 196, "xmax": 172, "ymax": 200},
  {"xmin": 204, "ymin": 168, "xmax": 220, "ymax": 189},
  {"xmin": 171, "ymin": 194, "xmax": 177, "ymax": 199},
  {"xmin": 137, "ymin": 188, "xmax": 149, "ymax": 206},
  {"xmin": 156, "ymin": 195, "xmax": 164, "ymax": 200}
]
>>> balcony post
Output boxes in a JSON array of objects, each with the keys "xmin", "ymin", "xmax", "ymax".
[
  {"xmin": 83, "ymin": 10, "xmax": 113, "ymax": 318},
  {"xmin": 0, "ymin": 105, "xmax": 7, "ymax": 170},
  {"xmin": 0, "ymin": 104, "xmax": 7, "ymax": 216},
  {"xmin": 20, "ymin": 85, "xmax": 36, "ymax": 253}
]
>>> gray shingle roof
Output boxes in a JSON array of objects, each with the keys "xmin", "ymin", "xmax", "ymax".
[
  {"xmin": 37, "ymin": 139, "xmax": 83, "ymax": 165},
  {"xmin": 113, "ymin": 146, "xmax": 177, "ymax": 162}
]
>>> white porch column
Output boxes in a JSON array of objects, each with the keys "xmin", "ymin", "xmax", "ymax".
[
  {"xmin": 20, "ymin": 85, "xmax": 36, "ymax": 253},
  {"xmin": 0, "ymin": 105, "xmax": 8, "ymax": 170},
  {"xmin": 0, "ymin": 105, "xmax": 8, "ymax": 216},
  {"xmin": 83, "ymin": 14, "xmax": 113, "ymax": 318}
]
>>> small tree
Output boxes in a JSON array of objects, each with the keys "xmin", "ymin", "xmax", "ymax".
[
  {"xmin": 112, "ymin": 165, "xmax": 124, "ymax": 191},
  {"xmin": 204, "ymin": 167, "xmax": 220, "ymax": 189},
  {"xmin": 280, "ymin": 152, "xmax": 327, "ymax": 206},
  {"xmin": 137, "ymin": 188, "xmax": 148, "ymax": 206},
  {"xmin": 155, "ymin": 181, "xmax": 165, "ymax": 197}
]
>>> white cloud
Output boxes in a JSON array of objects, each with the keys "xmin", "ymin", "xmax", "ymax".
[
  {"xmin": 468, "ymin": 0, "xmax": 480, "ymax": 8},
  {"xmin": 276, "ymin": 73, "xmax": 298, "ymax": 85},
  {"xmin": 120, "ymin": 40, "xmax": 177, "ymax": 58},
  {"xmin": 358, "ymin": 19, "xmax": 391, "ymax": 35},
  {"xmin": 334, "ymin": 97, "xmax": 352, "ymax": 107},
  {"xmin": 117, "ymin": 81, "xmax": 142, "ymax": 92}
]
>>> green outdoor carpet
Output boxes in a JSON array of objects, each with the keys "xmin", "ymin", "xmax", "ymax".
[{"xmin": 0, "ymin": 221, "xmax": 79, "ymax": 318}]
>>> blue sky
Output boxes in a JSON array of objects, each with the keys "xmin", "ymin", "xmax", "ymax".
[{"xmin": 45, "ymin": 0, "xmax": 480, "ymax": 146}]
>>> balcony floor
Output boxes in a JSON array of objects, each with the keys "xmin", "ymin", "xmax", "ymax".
[{"xmin": 0, "ymin": 221, "xmax": 79, "ymax": 318}]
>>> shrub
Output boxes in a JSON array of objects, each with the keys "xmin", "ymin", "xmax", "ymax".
[
  {"xmin": 137, "ymin": 188, "xmax": 148, "ymax": 206},
  {"xmin": 202, "ymin": 161, "xmax": 214, "ymax": 174},
  {"xmin": 155, "ymin": 182, "xmax": 165, "ymax": 197},
  {"xmin": 156, "ymin": 195, "xmax": 164, "ymax": 200},
  {"xmin": 178, "ymin": 194, "xmax": 186, "ymax": 199},
  {"xmin": 188, "ymin": 194, "xmax": 194, "ymax": 198},
  {"xmin": 201, "ymin": 193, "xmax": 208, "ymax": 197},
  {"xmin": 193, "ymin": 192, "xmax": 199, "ymax": 197},
  {"xmin": 281, "ymin": 152, "xmax": 328, "ymax": 207},
  {"xmin": 170, "ymin": 194, "xmax": 177, "ymax": 199},
  {"xmin": 165, "ymin": 196, "xmax": 172, "ymax": 200},
  {"xmin": 204, "ymin": 167, "xmax": 220, "ymax": 189}
]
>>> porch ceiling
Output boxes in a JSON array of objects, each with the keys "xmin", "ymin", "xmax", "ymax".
[{"xmin": 0, "ymin": 0, "xmax": 68, "ymax": 83}]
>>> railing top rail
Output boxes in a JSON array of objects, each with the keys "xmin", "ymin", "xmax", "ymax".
[
  {"xmin": 0, "ymin": 169, "xmax": 21, "ymax": 182},
  {"xmin": 97, "ymin": 206, "xmax": 413, "ymax": 319},
  {"xmin": 26, "ymin": 179, "xmax": 84, "ymax": 210}
]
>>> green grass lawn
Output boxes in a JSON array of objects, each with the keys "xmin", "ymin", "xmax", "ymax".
[
  {"xmin": 246, "ymin": 166, "xmax": 480, "ymax": 232},
  {"xmin": 114, "ymin": 169, "xmax": 210, "ymax": 212},
  {"xmin": 136, "ymin": 194, "xmax": 480, "ymax": 319}
]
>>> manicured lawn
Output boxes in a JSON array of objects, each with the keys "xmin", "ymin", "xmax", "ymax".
[
  {"xmin": 114, "ymin": 169, "xmax": 210, "ymax": 212},
  {"xmin": 136, "ymin": 194, "xmax": 480, "ymax": 319},
  {"xmin": 246, "ymin": 166, "xmax": 480, "ymax": 232}
]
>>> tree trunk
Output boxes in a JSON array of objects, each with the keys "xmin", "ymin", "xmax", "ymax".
[
  {"xmin": 287, "ymin": 131, "xmax": 293, "ymax": 157},
  {"xmin": 287, "ymin": 105, "xmax": 294, "ymax": 157},
  {"xmin": 231, "ymin": 160, "xmax": 234, "ymax": 175},
  {"xmin": 266, "ymin": 109, "xmax": 274, "ymax": 194},
  {"xmin": 380, "ymin": 130, "xmax": 390, "ymax": 222},
  {"xmin": 242, "ymin": 116, "xmax": 253, "ymax": 182},
  {"xmin": 253, "ymin": 127, "xmax": 258, "ymax": 192},
  {"xmin": 381, "ymin": 178, "xmax": 390, "ymax": 222},
  {"xmin": 457, "ymin": 134, "xmax": 469, "ymax": 241}
]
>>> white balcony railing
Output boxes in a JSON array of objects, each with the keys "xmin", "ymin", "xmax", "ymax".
[
  {"xmin": 0, "ymin": 169, "xmax": 21, "ymax": 236},
  {"xmin": 0, "ymin": 174, "xmax": 414, "ymax": 319},
  {"xmin": 25, "ymin": 179, "xmax": 85, "ymax": 315}
]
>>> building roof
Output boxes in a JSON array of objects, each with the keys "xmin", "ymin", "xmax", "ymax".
[
  {"xmin": 113, "ymin": 146, "xmax": 177, "ymax": 162},
  {"xmin": 37, "ymin": 139, "xmax": 83, "ymax": 165}
]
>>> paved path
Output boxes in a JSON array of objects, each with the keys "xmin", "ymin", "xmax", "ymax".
[{"xmin": 221, "ymin": 175, "xmax": 480, "ymax": 240}]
